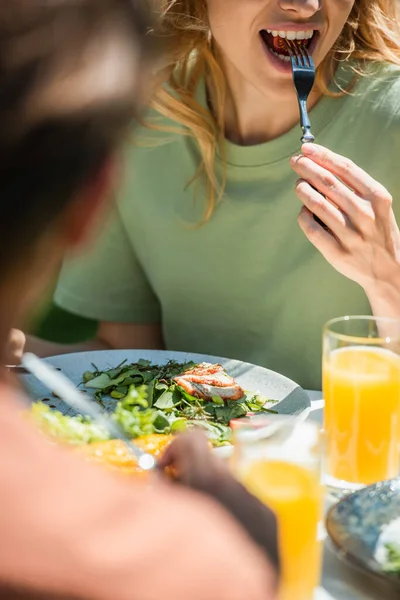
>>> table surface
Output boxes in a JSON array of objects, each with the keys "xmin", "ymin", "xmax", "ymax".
[{"xmin": 306, "ymin": 390, "xmax": 399, "ymax": 600}]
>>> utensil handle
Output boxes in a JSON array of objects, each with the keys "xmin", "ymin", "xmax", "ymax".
[
  {"xmin": 298, "ymin": 99, "xmax": 311, "ymax": 129},
  {"xmin": 300, "ymin": 129, "xmax": 329, "ymax": 230},
  {"xmin": 298, "ymin": 99, "xmax": 315, "ymax": 144}
]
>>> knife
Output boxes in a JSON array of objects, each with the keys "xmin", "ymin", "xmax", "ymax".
[{"xmin": 21, "ymin": 353, "xmax": 156, "ymax": 471}]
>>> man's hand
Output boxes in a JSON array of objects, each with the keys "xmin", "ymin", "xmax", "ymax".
[
  {"xmin": 5, "ymin": 329, "xmax": 26, "ymax": 365},
  {"xmin": 158, "ymin": 431, "xmax": 280, "ymax": 576}
]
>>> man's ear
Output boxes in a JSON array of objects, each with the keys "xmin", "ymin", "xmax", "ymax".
[{"xmin": 63, "ymin": 156, "xmax": 117, "ymax": 248}]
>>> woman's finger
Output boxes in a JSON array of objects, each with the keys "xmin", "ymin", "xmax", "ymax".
[
  {"xmin": 295, "ymin": 179, "xmax": 358, "ymax": 246},
  {"xmin": 301, "ymin": 144, "xmax": 393, "ymax": 215},
  {"xmin": 291, "ymin": 155, "xmax": 375, "ymax": 228},
  {"xmin": 298, "ymin": 206, "xmax": 347, "ymax": 264}
]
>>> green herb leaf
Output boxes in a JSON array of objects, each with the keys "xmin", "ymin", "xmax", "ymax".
[
  {"xmin": 153, "ymin": 412, "xmax": 170, "ymax": 433},
  {"xmin": 82, "ymin": 371, "xmax": 96, "ymax": 383},
  {"xmin": 177, "ymin": 386, "xmax": 201, "ymax": 404},
  {"xmin": 155, "ymin": 382, "xmax": 169, "ymax": 391},
  {"xmin": 146, "ymin": 379, "xmax": 156, "ymax": 408},
  {"xmin": 121, "ymin": 376, "xmax": 143, "ymax": 386},
  {"xmin": 105, "ymin": 367, "xmax": 124, "ymax": 380},
  {"xmin": 184, "ymin": 420, "xmax": 232, "ymax": 443},
  {"xmin": 246, "ymin": 401, "xmax": 265, "ymax": 412},
  {"xmin": 110, "ymin": 387, "xmax": 128, "ymax": 399},
  {"xmin": 154, "ymin": 390, "xmax": 175, "ymax": 409},
  {"xmin": 170, "ymin": 419, "xmax": 187, "ymax": 432},
  {"xmin": 85, "ymin": 373, "xmax": 111, "ymax": 390},
  {"xmin": 383, "ymin": 543, "xmax": 400, "ymax": 575},
  {"xmin": 205, "ymin": 401, "xmax": 247, "ymax": 425},
  {"xmin": 211, "ymin": 395, "xmax": 224, "ymax": 405}
]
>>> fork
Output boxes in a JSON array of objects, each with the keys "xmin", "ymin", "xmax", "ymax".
[
  {"xmin": 286, "ymin": 40, "xmax": 316, "ymax": 143},
  {"xmin": 286, "ymin": 40, "xmax": 329, "ymax": 229}
]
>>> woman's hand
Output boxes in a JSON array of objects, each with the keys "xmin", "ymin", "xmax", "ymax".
[{"xmin": 290, "ymin": 144, "xmax": 400, "ymax": 305}]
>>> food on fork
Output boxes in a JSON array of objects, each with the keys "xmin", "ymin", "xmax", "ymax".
[{"xmin": 174, "ymin": 363, "xmax": 245, "ymax": 401}]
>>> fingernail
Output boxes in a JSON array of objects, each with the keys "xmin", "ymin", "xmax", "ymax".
[{"xmin": 290, "ymin": 155, "xmax": 302, "ymax": 165}]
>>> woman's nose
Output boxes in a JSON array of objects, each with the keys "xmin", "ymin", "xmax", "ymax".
[{"xmin": 278, "ymin": 0, "xmax": 321, "ymax": 19}]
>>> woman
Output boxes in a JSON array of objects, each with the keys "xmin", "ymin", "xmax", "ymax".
[{"xmin": 25, "ymin": 0, "xmax": 400, "ymax": 390}]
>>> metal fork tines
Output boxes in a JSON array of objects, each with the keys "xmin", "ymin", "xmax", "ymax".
[{"xmin": 286, "ymin": 40, "xmax": 316, "ymax": 144}]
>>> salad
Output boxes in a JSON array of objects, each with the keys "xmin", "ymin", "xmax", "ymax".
[
  {"xmin": 383, "ymin": 543, "xmax": 400, "ymax": 576},
  {"xmin": 31, "ymin": 359, "xmax": 277, "ymax": 447},
  {"xmin": 375, "ymin": 516, "xmax": 400, "ymax": 578}
]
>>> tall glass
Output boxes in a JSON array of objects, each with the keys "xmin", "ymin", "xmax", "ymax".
[
  {"xmin": 232, "ymin": 416, "xmax": 323, "ymax": 600},
  {"xmin": 323, "ymin": 316, "xmax": 400, "ymax": 492}
]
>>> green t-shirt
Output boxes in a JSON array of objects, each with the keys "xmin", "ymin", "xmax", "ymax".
[{"xmin": 55, "ymin": 62, "xmax": 400, "ymax": 390}]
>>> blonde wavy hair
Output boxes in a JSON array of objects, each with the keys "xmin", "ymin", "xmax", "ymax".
[{"xmin": 149, "ymin": 0, "xmax": 400, "ymax": 221}]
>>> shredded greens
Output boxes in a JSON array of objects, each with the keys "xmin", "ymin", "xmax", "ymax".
[
  {"xmin": 383, "ymin": 543, "xmax": 400, "ymax": 576},
  {"xmin": 31, "ymin": 402, "xmax": 109, "ymax": 445},
  {"xmin": 32, "ymin": 360, "xmax": 277, "ymax": 447}
]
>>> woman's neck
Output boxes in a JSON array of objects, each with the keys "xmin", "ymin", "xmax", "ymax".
[{"xmin": 219, "ymin": 59, "xmax": 322, "ymax": 146}]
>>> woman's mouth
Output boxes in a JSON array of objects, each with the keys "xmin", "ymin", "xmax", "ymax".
[{"xmin": 260, "ymin": 29, "xmax": 318, "ymax": 66}]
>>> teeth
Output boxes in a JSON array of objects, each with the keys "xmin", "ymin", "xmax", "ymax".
[
  {"xmin": 266, "ymin": 28, "xmax": 314, "ymax": 40},
  {"xmin": 270, "ymin": 49, "xmax": 291, "ymax": 62}
]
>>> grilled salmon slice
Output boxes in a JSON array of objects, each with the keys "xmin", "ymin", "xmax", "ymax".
[{"xmin": 174, "ymin": 363, "xmax": 244, "ymax": 401}]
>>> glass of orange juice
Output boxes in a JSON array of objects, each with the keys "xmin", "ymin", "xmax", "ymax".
[
  {"xmin": 323, "ymin": 316, "xmax": 400, "ymax": 493},
  {"xmin": 232, "ymin": 416, "xmax": 324, "ymax": 600}
]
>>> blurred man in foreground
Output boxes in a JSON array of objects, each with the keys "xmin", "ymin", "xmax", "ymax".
[{"xmin": 0, "ymin": 1, "xmax": 279, "ymax": 598}]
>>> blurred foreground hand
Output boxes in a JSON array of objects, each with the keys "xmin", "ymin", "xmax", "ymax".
[
  {"xmin": 159, "ymin": 431, "xmax": 281, "ymax": 577},
  {"xmin": 5, "ymin": 329, "xmax": 25, "ymax": 365}
]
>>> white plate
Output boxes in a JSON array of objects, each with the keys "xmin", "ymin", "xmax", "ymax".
[{"xmin": 20, "ymin": 349, "xmax": 311, "ymax": 455}]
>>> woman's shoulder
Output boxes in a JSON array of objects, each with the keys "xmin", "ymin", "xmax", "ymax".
[
  {"xmin": 122, "ymin": 110, "xmax": 187, "ymax": 168},
  {"xmin": 127, "ymin": 75, "xmax": 203, "ymax": 150},
  {"xmin": 339, "ymin": 62, "xmax": 400, "ymax": 193},
  {"xmin": 360, "ymin": 60, "xmax": 400, "ymax": 82},
  {"xmin": 131, "ymin": 108, "xmax": 181, "ymax": 147},
  {"xmin": 351, "ymin": 61, "xmax": 400, "ymax": 119},
  {"xmin": 122, "ymin": 73, "xmax": 207, "ymax": 168}
]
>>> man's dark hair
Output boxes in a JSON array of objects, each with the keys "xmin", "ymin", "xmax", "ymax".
[{"xmin": 0, "ymin": 0, "xmax": 155, "ymax": 274}]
